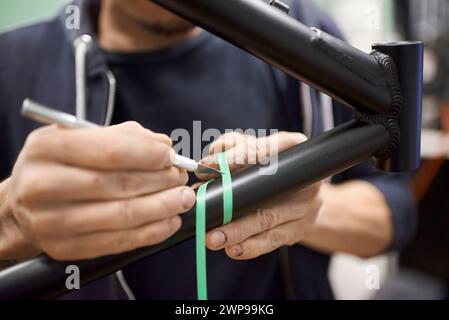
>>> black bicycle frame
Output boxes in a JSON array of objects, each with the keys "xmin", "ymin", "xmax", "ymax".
[{"xmin": 0, "ymin": 0, "xmax": 423, "ymax": 299}]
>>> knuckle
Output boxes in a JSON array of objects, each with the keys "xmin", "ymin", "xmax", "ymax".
[
  {"xmin": 43, "ymin": 240, "xmax": 69, "ymax": 261},
  {"xmin": 247, "ymin": 138, "xmax": 258, "ymax": 154},
  {"xmin": 246, "ymin": 142, "xmax": 259, "ymax": 163},
  {"xmin": 121, "ymin": 121, "xmax": 142, "ymax": 130},
  {"xmin": 258, "ymin": 209, "xmax": 278, "ymax": 231},
  {"xmin": 152, "ymin": 144, "xmax": 172, "ymax": 168},
  {"xmin": 229, "ymin": 131, "xmax": 244, "ymax": 137},
  {"xmin": 115, "ymin": 172, "xmax": 140, "ymax": 195},
  {"xmin": 223, "ymin": 131, "xmax": 243, "ymax": 140},
  {"xmin": 269, "ymin": 230, "xmax": 286, "ymax": 249},
  {"xmin": 293, "ymin": 206, "xmax": 307, "ymax": 219},
  {"xmin": 285, "ymin": 238, "xmax": 296, "ymax": 247},
  {"xmin": 154, "ymin": 134, "xmax": 173, "ymax": 147},
  {"xmin": 13, "ymin": 170, "xmax": 46, "ymax": 204},
  {"xmin": 226, "ymin": 226, "xmax": 241, "ymax": 243},
  {"xmin": 115, "ymin": 232, "xmax": 135, "ymax": 252},
  {"xmin": 230, "ymin": 132, "xmax": 245, "ymax": 144},
  {"xmin": 166, "ymin": 167, "xmax": 182, "ymax": 186},
  {"xmin": 10, "ymin": 184, "xmax": 28, "ymax": 210},
  {"xmin": 277, "ymin": 131, "xmax": 307, "ymax": 149},
  {"xmin": 158, "ymin": 192, "xmax": 180, "ymax": 215},
  {"xmin": 46, "ymin": 249, "xmax": 64, "ymax": 261},
  {"xmin": 222, "ymin": 132, "xmax": 244, "ymax": 145},
  {"xmin": 90, "ymin": 172, "xmax": 106, "ymax": 189},
  {"xmin": 255, "ymin": 138, "xmax": 271, "ymax": 161},
  {"xmin": 143, "ymin": 229, "xmax": 160, "ymax": 245},
  {"xmin": 24, "ymin": 129, "xmax": 45, "ymax": 151},
  {"xmin": 210, "ymin": 132, "xmax": 239, "ymax": 153},
  {"xmin": 276, "ymin": 131, "xmax": 292, "ymax": 140},
  {"xmin": 23, "ymin": 128, "xmax": 55, "ymax": 159},
  {"xmin": 116, "ymin": 199, "xmax": 135, "ymax": 229},
  {"xmin": 104, "ymin": 142, "xmax": 126, "ymax": 166},
  {"xmin": 144, "ymin": 223, "xmax": 171, "ymax": 245},
  {"xmin": 30, "ymin": 215, "xmax": 53, "ymax": 238},
  {"xmin": 10, "ymin": 175, "xmax": 37, "ymax": 213}
]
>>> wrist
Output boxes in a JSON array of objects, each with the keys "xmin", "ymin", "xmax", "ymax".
[
  {"xmin": 300, "ymin": 183, "xmax": 338, "ymax": 249},
  {"xmin": 301, "ymin": 180, "xmax": 393, "ymax": 257}
]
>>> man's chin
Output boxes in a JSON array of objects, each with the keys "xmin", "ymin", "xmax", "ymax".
[{"xmin": 136, "ymin": 19, "xmax": 196, "ymax": 36}]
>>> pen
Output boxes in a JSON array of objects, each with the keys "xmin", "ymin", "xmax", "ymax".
[{"xmin": 21, "ymin": 99, "xmax": 222, "ymax": 175}]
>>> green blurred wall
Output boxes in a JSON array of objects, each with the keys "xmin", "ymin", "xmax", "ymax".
[
  {"xmin": 0, "ymin": 0, "xmax": 63, "ymax": 32},
  {"xmin": 315, "ymin": 0, "xmax": 395, "ymax": 39}
]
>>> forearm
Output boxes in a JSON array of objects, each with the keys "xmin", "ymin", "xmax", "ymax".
[
  {"xmin": 0, "ymin": 178, "xmax": 39, "ymax": 263},
  {"xmin": 301, "ymin": 180, "xmax": 393, "ymax": 258}
]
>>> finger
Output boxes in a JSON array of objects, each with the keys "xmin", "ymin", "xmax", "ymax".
[
  {"xmin": 43, "ymin": 216, "xmax": 182, "ymax": 260},
  {"xmin": 206, "ymin": 207, "xmax": 299, "ymax": 250},
  {"xmin": 225, "ymin": 215, "xmax": 316, "ymax": 260},
  {"xmin": 208, "ymin": 131, "xmax": 306, "ymax": 162},
  {"xmin": 118, "ymin": 123, "xmax": 173, "ymax": 147},
  {"xmin": 196, "ymin": 133, "xmax": 251, "ymax": 180},
  {"xmin": 206, "ymin": 181, "xmax": 322, "ymax": 250},
  {"xmin": 208, "ymin": 132, "xmax": 248, "ymax": 155},
  {"xmin": 18, "ymin": 163, "xmax": 188, "ymax": 204},
  {"xmin": 197, "ymin": 132, "xmax": 307, "ymax": 180},
  {"xmin": 23, "ymin": 122, "xmax": 173, "ymax": 171},
  {"xmin": 36, "ymin": 186, "xmax": 196, "ymax": 235},
  {"xmin": 237, "ymin": 131, "xmax": 307, "ymax": 165},
  {"xmin": 196, "ymin": 140, "xmax": 256, "ymax": 181},
  {"xmin": 263, "ymin": 131, "xmax": 308, "ymax": 153}
]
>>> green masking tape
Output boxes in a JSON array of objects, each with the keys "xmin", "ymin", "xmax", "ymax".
[
  {"xmin": 195, "ymin": 152, "xmax": 233, "ymax": 300},
  {"xmin": 217, "ymin": 152, "xmax": 233, "ymax": 225},
  {"xmin": 196, "ymin": 179, "xmax": 213, "ymax": 300}
]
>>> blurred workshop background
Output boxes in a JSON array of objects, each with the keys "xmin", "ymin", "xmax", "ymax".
[{"xmin": 0, "ymin": 0, "xmax": 448, "ymax": 300}]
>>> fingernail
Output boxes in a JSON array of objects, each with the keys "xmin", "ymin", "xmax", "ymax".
[
  {"xmin": 229, "ymin": 244, "xmax": 243, "ymax": 257},
  {"xmin": 181, "ymin": 187, "xmax": 196, "ymax": 210},
  {"xmin": 209, "ymin": 231, "xmax": 226, "ymax": 248}
]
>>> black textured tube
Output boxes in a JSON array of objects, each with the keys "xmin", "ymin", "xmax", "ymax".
[
  {"xmin": 0, "ymin": 121, "xmax": 389, "ymax": 299},
  {"xmin": 152, "ymin": 0, "xmax": 391, "ymax": 114},
  {"xmin": 373, "ymin": 41, "xmax": 424, "ymax": 172}
]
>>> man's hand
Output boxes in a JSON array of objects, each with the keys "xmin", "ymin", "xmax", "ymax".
[
  {"xmin": 0, "ymin": 122, "xmax": 196, "ymax": 261},
  {"xmin": 197, "ymin": 132, "xmax": 322, "ymax": 260}
]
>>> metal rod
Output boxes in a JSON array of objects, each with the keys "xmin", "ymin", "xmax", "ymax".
[
  {"xmin": 0, "ymin": 121, "xmax": 390, "ymax": 299},
  {"xmin": 152, "ymin": 0, "xmax": 392, "ymax": 114}
]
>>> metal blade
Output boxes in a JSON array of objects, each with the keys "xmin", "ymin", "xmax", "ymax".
[{"xmin": 195, "ymin": 164, "xmax": 223, "ymax": 175}]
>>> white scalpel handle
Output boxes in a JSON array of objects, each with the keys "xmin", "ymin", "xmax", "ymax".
[{"xmin": 172, "ymin": 153, "xmax": 198, "ymax": 172}]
